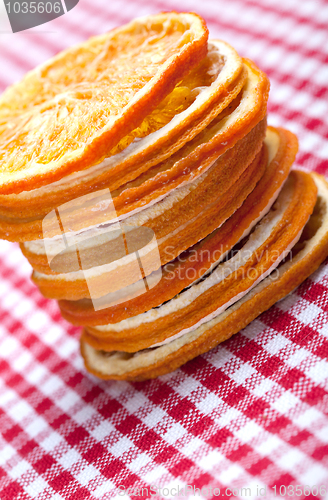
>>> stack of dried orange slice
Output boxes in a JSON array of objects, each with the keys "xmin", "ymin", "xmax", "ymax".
[{"xmin": 1, "ymin": 13, "xmax": 327, "ymax": 380}]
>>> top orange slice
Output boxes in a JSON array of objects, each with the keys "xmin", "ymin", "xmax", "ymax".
[{"xmin": 0, "ymin": 12, "xmax": 208, "ymax": 194}]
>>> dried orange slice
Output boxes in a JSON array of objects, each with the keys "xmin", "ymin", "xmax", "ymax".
[
  {"xmin": 0, "ymin": 12, "xmax": 208, "ymax": 194},
  {"xmin": 22, "ymin": 120, "xmax": 266, "ymax": 276},
  {"xmin": 83, "ymin": 170, "xmax": 318, "ymax": 352},
  {"xmin": 0, "ymin": 39, "xmax": 245, "ymax": 219},
  {"xmin": 0, "ymin": 59, "xmax": 268, "ymax": 242},
  {"xmin": 27, "ymin": 119, "xmax": 266, "ymax": 300},
  {"xmin": 30, "ymin": 143, "xmax": 265, "ymax": 300},
  {"xmin": 80, "ymin": 172, "xmax": 328, "ymax": 380},
  {"xmin": 59, "ymin": 126, "xmax": 298, "ymax": 326}
]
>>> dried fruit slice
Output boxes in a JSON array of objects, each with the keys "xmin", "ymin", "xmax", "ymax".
[
  {"xmin": 59, "ymin": 126, "xmax": 298, "ymax": 326},
  {"xmin": 81, "ymin": 172, "xmax": 328, "ymax": 381},
  {"xmin": 0, "ymin": 59, "xmax": 268, "ymax": 242},
  {"xmin": 0, "ymin": 12, "xmax": 208, "ymax": 194},
  {"xmin": 22, "ymin": 119, "xmax": 265, "ymax": 275},
  {"xmin": 0, "ymin": 40, "xmax": 245, "ymax": 218},
  {"xmin": 28, "ymin": 120, "xmax": 266, "ymax": 300},
  {"xmin": 84, "ymin": 169, "xmax": 317, "ymax": 352}
]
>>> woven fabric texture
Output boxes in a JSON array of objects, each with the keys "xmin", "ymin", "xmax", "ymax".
[{"xmin": 0, "ymin": 0, "xmax": 327, "ymax": 498}]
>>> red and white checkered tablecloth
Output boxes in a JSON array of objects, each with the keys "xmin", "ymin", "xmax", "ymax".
[{"xmin": 0, "ymin": 0, "xmax": 328, "ymax": 498}]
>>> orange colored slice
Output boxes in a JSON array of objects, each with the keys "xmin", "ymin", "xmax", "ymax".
[
  {"xmin": 81, "ymin": 172, "xmax": 328, "ymax": 381},
  {"xmin": 83, "ymin": 170, "xmax": 317, "ymax": 352},
  {"xmin": 59, "ymin": 126, "xmax": 298, "ymax": 326},
  {"xmin": 22, "ymin": 119, "xmax": 265, "ymax": 275},
  {"xmin": 0, "ymin": 12, "xmax": 208, "ymax": 194},
  {"xmin": 0, "ymin": 59, "xmax": 268, "ymax": 242},
  {"xmin": 29, "ymin": 120, "xmax": 266, "ymax": 300},
  {"xmin": 0, "ymin": 40, "xmax": 245, "ymax": 219}
]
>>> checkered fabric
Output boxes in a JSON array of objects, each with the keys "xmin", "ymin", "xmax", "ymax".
[{"xmin": 0, "ymin": 0, "xmax": 327, "ymax": 498}]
